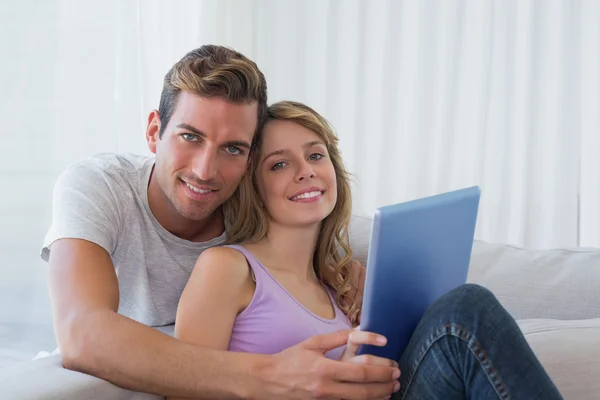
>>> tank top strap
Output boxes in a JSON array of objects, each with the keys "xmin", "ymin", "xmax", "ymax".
[{"xmin": 222, "ymin": 244, "xmax": 271, "ymax": 284}]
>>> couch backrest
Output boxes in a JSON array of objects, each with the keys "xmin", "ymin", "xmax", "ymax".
[
  {"xmin": 348, "ymin": 215, "xmax": 600, "ymax": 321},
  {"xmin": 348, "ymin": 214, "xmax": 373, "ymax": 264},
  {"xmin": 469, "ymin": 240, "xmax": 600, "ymax": 320}
]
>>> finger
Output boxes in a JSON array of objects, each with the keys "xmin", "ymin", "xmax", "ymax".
[
  {"xmin": 329, "ymin": 360, "xmax": 400, "ymax": 384},
  {"xmin": 343, "ymin": 326, "xmax": 362, "ymax": 357},
  {"xmin": 348, "ymin": 330, "xmax": 387, "ymax": 347},
  {"xmin": 303, "ymin": 330, "xmax": 352, "ymax": 353},
  {"xmin": 317, "ymin": 381, "xmax": 399, "ymax": 400},
  {"xmin": 344, "ymin": 340, "xmax": 360, "ymax": 359},
  {"xmin": 349, "ymin": 354, "xmax": 399, "ymax": 369}
]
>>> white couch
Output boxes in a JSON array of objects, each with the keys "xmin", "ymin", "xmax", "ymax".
[{"xmin": 0, "ymin": 215, "xmax": 598, "ymax": 399}]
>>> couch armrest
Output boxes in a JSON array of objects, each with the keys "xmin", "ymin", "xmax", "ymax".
[{"xmin": 0, "ymin": 354, "xmax": 162, "ymax": 400}]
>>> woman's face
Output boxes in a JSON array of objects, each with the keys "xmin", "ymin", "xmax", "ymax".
[{"xmin": 255, "ymin": 119, "xmax": 338, "ymax": 228}]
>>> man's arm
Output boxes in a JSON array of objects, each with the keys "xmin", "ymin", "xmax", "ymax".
[
  {"xmin": 49, "ymin": 238, "xmax": 262, "ymax": 399},
  {"xmin": 49, "ymin": 239, "xmax": 399, "ymax": 399}
]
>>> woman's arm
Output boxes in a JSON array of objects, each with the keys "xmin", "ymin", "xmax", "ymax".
[{"xmin": 168, "ymin": 247, "xmax": 255, "ymax": 400}]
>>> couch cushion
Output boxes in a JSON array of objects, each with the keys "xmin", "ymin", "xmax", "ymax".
[
  {"xmin": 518, "ymin": 318, "xmax": 600, "ymax": 400},
  {"xmin": 0, "ymin": 354, "xmax": 161, "ymax": 400}
]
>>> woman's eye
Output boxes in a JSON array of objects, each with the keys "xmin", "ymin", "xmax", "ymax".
[
  {"xmin": 271, "ymin": 161, "xmax": 286, "ymax": 171},
  {"xmin": 182, "ymin": 133, "xmax": 198, "ymax": 142},
  {"xmin": 226, "ymin": 146, "xmax": 243, "ymax": 155},
  {"xmin": 309, "ymin": 153, "xmax": 324, "ymax": 161}
]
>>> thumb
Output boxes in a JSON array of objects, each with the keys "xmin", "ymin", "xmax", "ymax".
[
  {"xmin": 302, "ymin": 330, "xmax": 352, "ymax": 354},
  {"xmin": 344, "ymin": 326, "xmax": 362, "ymax": 357}
]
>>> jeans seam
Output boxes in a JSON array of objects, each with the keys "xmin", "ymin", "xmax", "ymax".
[{"xmin": 399, "ymin": 323, "xmax": 512, "ymax": 400}]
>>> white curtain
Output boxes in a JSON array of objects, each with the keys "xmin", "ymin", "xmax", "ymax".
[
  {"xmin": 2, "ymin": 0, "xmax": 599, "ymax": 255},
  {"xmin": 579, "ymin": 1, "xmax": 600, "ymax": 248}
]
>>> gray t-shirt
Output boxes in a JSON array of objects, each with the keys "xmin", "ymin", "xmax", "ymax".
[{"xmin": 41, "ymin": 152, "xmax": 226, "ymax": 327}]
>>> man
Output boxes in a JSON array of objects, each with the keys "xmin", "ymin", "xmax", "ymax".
[{"xmin": 42, "ymin": 45, "xmax": 400, "ymax": 399}]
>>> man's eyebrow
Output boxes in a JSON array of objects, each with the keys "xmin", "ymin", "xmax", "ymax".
[
  {"xmin": 176, "ymin": 123, "xmax": 251, "ymax": 149},
  {"xmin": 226, "ymin": 140, "xmax": 252, "ymax": 150},
  {"xmin": 262, "ymin": 141, "xmax": 325, "ymax": 163},
  {"xmin": 176, "ymin": 123, "xmax": 205, "ymax": 137}
]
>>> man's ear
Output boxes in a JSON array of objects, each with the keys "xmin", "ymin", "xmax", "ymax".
[{"xmin": 146, "ymin": 110, "xmax": 161, "ymax": 154}]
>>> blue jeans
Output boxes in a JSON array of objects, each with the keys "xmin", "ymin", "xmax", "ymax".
[{"xmin": 395, "ymin": 284, "xmax": 563, "ymax": 400}]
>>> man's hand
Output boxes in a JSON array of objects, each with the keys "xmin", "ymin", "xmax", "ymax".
[
  {"xmin": 341, "ymin": 328, "xmax": 401, "ymax": 400},
  {"xmin": 259, "ymin": 330, "xmax": 400, "ymax": 400},
  {"xmin": 344, "ymin": 261, "xmax": 366, "ymax": 324},
  {"xmin": 339, "ymin": 328, "xmax": 397, "ymax": 368}
]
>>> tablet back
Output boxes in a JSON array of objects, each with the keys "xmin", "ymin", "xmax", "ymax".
[{"xmin": 357, "ymin": 186, "xmax": 481, "ymax": 360}]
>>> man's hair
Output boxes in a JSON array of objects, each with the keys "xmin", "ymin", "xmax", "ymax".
[
  {"xmin": 223, "ymin": 101, "xmax": 358, "ymax": 324},
  {"xmin": 158, "ymin": 44, "xmax": 268, "ymax": 138}
]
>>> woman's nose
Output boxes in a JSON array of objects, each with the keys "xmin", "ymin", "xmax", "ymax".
[{"xmin": 296, "ymin": 167, "xmax": 316, "ymax": 182}]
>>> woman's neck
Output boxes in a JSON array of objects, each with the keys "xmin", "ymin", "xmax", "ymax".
[{"xmin": 250, "ymin": 221, "xmax": 321, "ymax": 281}]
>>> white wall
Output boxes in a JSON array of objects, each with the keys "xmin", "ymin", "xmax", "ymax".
[{"xmin": 1, "ymin": 0, "xmax": 599, "ymax": 361}]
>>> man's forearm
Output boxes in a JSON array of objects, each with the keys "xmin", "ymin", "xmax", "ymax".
[{"xmin": 59, "ymin": 310, "xmax": 269, "ymax": 399}]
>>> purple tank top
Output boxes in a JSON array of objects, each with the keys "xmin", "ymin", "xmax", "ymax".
[{"xmin": 225, "ymin": 245, "xmax": 352, "ymax": 360}]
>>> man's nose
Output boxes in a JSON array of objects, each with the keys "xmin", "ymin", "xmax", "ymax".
[{"xmin": 192, "ymin": 149, "xmax": 218, "ymax": 182}]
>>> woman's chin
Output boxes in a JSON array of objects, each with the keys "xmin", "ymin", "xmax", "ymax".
[
  {"xmin": 273, "ymin": 202, "xmax": 336, "ymax": 228},
  {"xmin": 285, "ymin": 212, "xmax": 332, "ymax": 227}
]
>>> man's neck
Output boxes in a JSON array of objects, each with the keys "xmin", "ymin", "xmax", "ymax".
[
  {"xmin": 164, "ymin": 208, "xmax": 224, "ymax": 243},
  {"xmin": 146, "ymin": 170, "xmax": 224, "ymax": 243}
]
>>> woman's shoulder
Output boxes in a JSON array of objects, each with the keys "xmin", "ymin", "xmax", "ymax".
[
  {"xmin": 185, "ymin": 246, "xmax": 256, "ymax": 312},
  {"xmin": 200, "ymin": 245, "xmax": 248, "ymax": 261},
  {"xmin": 193, "ymin": 245, "xmax": 252, "ymax": 282}
]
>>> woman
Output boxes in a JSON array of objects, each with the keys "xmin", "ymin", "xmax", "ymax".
[{"xmin": 174, "ymin": 101, "xmax": 563, "ymax": 399}]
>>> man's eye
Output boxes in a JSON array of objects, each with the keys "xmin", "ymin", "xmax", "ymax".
[
  {"xmin": 226, "ymin": 146, "xmax": 243, "ymax": 155},
  {"xmin": 182, "ymin": 133, "xmax": 198, "ymax": 142}
]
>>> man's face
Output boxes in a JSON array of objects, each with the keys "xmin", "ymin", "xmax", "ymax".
[{"xmin": 147, "ymin": 91, "xmax": 258, "ymax": 221}]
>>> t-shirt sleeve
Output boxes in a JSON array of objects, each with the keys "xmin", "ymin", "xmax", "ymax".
[{"xmin": 40, "ymin": 162, "xmax": 127, "ymax": 262}]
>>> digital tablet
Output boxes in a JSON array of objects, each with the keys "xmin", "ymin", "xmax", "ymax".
[{"xmin": 356, "ymin": 186, "xmax": 481, "ymax": 360}]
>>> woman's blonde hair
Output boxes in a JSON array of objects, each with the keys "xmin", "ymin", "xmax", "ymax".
[{"xmin": 223, "ymin": 101, "xmax": 359, "ymax": 324}]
